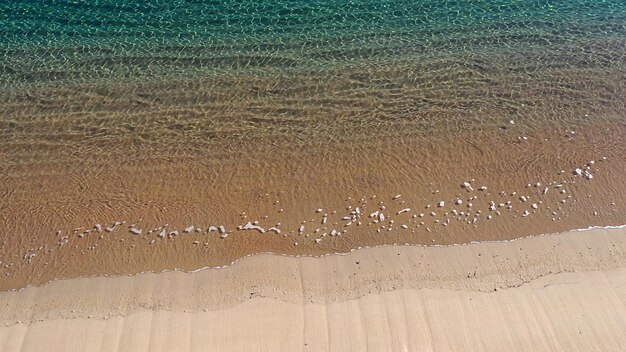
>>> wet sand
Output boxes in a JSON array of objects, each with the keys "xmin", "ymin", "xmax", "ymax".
[{"xmin": 1, "ymin": 227, "xmax": 625, "ymax": 351}]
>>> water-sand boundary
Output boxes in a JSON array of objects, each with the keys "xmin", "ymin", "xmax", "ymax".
[{"xmin": 0, "ymin": 227, "xmax": 625, "ymax": 351}]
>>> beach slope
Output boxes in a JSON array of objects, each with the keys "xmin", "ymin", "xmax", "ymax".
[{"xmin": 1, "ymin": 227, "xmax": 625, "ymax": 351}]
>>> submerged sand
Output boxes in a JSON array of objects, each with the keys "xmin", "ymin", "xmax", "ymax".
[
  {"xmin": 1, "ymin": 120, "xmax": 625, "ymax": 290},
  {"xmin": 0, "ymin": 227, "xmax": 625, "ymax": 351}
]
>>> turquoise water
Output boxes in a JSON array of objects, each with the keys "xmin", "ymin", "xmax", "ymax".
[
  {"xmin": 2, "ymin": 0, "xmax": 625, "ymax": 86},
  {"xmin": 0, "ymin": 0, "xmax": 625, "ymax": 164}
]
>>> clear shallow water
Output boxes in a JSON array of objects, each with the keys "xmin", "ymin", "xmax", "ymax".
[
  {"xmin": 0, "ymin": 0, "xmax": 624, "ymax": 159},
  {"xmin": 0, "ymin": 0, "xmax": 624, "ymax": 170},
  {"xmin": 1, "ymin": 0, "xmax": 626, "ymax": 292}
]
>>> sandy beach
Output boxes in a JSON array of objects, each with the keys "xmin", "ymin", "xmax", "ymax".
[
  {"xmin": 1, "ymin": 80, "xmax": 624, "ymax": 352},
  {"xmin": 1, "ymin": 1, "xmax": 625, "ymax": 350},
  {"xmin": 1, "ymin": 227, "xmax": 625, "ymax": 351}
]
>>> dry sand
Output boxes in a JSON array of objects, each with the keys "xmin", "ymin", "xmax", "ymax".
[{"xmin": 1, "ymin": 226, "xmax": 625, "ymax": 351}]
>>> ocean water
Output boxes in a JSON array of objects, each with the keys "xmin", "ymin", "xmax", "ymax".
[
  {"xmin": 2, "ymin": 0, "xmax": 625, "ymax": 86},
  {"xmin": 1, "ymin": 1, "xmax": 624, "ymax": 165}
]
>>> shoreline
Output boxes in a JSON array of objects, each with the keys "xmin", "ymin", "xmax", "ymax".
[
  {"xmin": 1, "ymin": 226, "xmax": 625, "ymax": 321},
  {"xmin": 1, "ymin": 227, "xmax": 625, "ymax": 351},
  {"xmin": 1, "ymin": 223, "xmax": 624, "ymax": 294}
]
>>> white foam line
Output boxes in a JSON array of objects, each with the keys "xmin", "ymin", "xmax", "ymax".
[
  {"xmin": 573, "ymin": 224, "xmax": 626, "ymax": 231},
  {"xmin": 7, "ymin": 224, "xmax": 626, "ymax": 293},
  {"xmin": 164, "ymin": 223, "xmax": 626, "ymax": 274}
]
